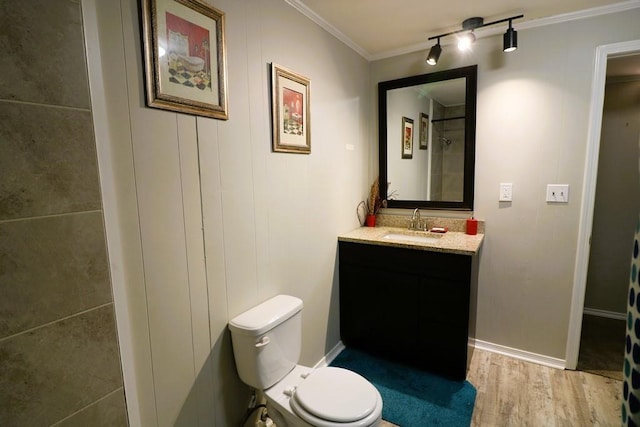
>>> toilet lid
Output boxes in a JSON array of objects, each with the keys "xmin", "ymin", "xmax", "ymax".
[{"xmin": 292, "ymin": 367, "xmax": 377, "ymax": 423}]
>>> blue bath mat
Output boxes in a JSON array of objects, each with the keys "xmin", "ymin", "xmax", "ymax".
[{"xmin": 330, "ymin": 348, "xmax": 476, "ymax": 426}]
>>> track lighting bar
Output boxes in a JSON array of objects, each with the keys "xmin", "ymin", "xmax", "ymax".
[
  {"xmin": 425, "ymin": 14, "xmax": 523, "ymax": 65},
  {"xmin": 427, "ymin": 15, "xmax": 523, "ymax": 42}
]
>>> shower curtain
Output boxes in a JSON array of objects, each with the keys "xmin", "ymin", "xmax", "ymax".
[
  {"xmin": 622, "ymin": 136, "xmax": 640, "ymax": 426},
  {"xmin": 623, "ymin": 217, "xmax": 640, "ymax": 425}
]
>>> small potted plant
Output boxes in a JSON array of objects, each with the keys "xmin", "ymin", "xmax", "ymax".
[{"xmin": 366, "ymin": 178, "xmax": 383, "ymax": 227}]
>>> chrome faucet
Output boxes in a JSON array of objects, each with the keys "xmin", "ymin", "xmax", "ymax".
[{"xmin": 409, "ymin": 208, "xmax": 421, "ymax": 230}]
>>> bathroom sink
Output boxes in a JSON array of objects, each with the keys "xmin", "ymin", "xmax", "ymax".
[{"xmin": 381, "ymin": 232, "xmax": 441, "ymax": 244}]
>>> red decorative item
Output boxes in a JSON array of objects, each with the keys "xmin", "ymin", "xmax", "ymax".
[
  {"xmin": 466, "ymin": 217, "xmax": 478, "ymax": 235},
  {"xmin": 366, "ymin": 215, "xmax": 377, "ymax": 227}
]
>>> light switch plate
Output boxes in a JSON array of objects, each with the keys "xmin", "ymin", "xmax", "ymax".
[
  {"xmin": 499, "ymin": 183, "xmax": 513, "ymax": 202},
  {"xmin": 546, "ymin": 184, "xmax": 569, "ymax": 203}
]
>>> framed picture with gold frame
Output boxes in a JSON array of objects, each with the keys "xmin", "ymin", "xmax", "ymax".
[
  {"xmin": 402, "ymin": 116, "xmax": 414, "ymax": 159},
  {"xmin": 141, "ymin": 0, "xmax": 229, "ymax": 119},
  {"xmin": 419, "ymin": 112, "xmax": 429, "ymax": 149},
  {"xmin": 271, "ymin": 64, "xmax": 311, "ymax": 154}
]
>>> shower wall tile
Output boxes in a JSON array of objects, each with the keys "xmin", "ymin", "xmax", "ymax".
[
  {"xmin": 0, "ymin": 212, "xmax": 112, "ymax": 339},
  {"xmin": 0, "ymin": 305, "xmax": 123, "ymax": 426},
  {"xmin": 0, "ymin": 101, "xmax": 101, "ymax": 221},
  {"xmin": 0, "ymin": 0, "xmax": 90, "ymax": 108},
  {"xmin": 55, "ymin": 389, "xmax": 128, "ymax": 427},
  {"xmin": 445, "ymin": 105, "xmax": 465, "ymax": 118},
  {"xmin": 443, "ymin": 154, "xmax": 465, "ymax": 174}
]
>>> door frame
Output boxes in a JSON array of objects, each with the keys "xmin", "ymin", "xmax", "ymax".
[{"xmin": 565, "ymin": 39, "xmax": 640, "ymax": 370}]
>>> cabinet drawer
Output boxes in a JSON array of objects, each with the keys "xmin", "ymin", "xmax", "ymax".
[{"xmin": 339, "ymin": 241, "xmax": 471, "ymax": 280}]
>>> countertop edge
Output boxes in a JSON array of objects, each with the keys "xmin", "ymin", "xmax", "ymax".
[{"xmin": 338, "ymin": 226, "xmax": 484, "ymax": 256}]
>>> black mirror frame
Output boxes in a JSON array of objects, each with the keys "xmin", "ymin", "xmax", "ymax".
[{"xmin": 378, "ymin": 65, "xmax": 477, "ymax": 211}]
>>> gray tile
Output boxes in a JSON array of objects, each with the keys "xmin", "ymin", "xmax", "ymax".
[
  {"xmin": 0, "ymin": 0, "xmax": 90, "ymax": 108},
  {"xmin": 0, "ymin": 101, "xmax": 101, "ymax": 220},
  {"xmin": 54, "ymin": 389, "xmax": 128, "ymax": 427},
  {"xmin": 0, "ymin": 212, "xmax": 112, "ymax": 338},
  {"xmin": 0, "ymin": 305, "xmax": 124, "ymax": 426}
]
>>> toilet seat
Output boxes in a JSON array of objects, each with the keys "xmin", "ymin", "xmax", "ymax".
[{"xmin": 289, "ymin": 367, "xmax": 382, "ymax": 426}]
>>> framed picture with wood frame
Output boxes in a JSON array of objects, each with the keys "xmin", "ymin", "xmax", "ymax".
[
  {"xmin": 141, "ymin": 0, "xmax": 229, "ymax": 119},
  {"xmin": 419, "ymin": 112, "xmax": 429, "ymax": 149},
  {"xmin": 402, "ymin": 116, "xmax": 414, "ymax": 159},
  {"xmin": 271, "ymin": 63, "xmax": 311, "ymax": 154}
]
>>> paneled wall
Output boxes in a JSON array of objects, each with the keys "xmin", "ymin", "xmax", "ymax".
[
  {"xmin": 88, "ymin": 0, "xmax": 371, "ymax": 425},
  {"xmin": 0, "ymin": 1, "xmax": 126, "ymax": 425}
]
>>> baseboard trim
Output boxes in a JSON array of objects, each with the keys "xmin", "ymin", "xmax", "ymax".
[
  {"xmin": 470, "ymin": 338, "xmax": 566, "ymax": 370},
  {"xmin": 321, "ymin": 339, "xmax": 566, "ymax": 371},
  {"xmin": 583, "ymin": 307, "xmax": 626, "ymax": 320},
  {"xmin": 315, "ymin": 340, "xmax": 346, "ymax": 369}
]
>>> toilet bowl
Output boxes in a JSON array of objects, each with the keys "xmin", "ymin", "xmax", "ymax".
[
  {"xmin": 264, "ymin": 365, "xmax": 382, "ymax": 427},
  {"xmin": 228, "ymin": 295, "xmax": 383, "ymax": 427}
]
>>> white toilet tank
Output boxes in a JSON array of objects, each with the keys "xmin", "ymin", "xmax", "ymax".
[{"xmin": 228, "ymin": 295, "xmax": 303, "ymax": 389}]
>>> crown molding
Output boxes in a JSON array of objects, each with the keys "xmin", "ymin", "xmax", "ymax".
[
  {"xmin": 284, "ymin": 0, "xmax": 640, "ymax": 62},
  {"xmin": 519, "ymin": 0, "xmax": 640, "ymax": 29},
  {"xmin": 283, "ymin": 0, "xmax": 370, "ymax": 59}
]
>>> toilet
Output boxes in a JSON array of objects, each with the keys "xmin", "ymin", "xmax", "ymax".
[{"xmin": 229, "ymin": 295, "xmax": 383, "ymax": 427}]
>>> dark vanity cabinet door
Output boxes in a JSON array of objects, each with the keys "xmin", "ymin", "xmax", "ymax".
[{"xmin": 338, "ymin": 241, "xmax": 475, "ymax": 380}]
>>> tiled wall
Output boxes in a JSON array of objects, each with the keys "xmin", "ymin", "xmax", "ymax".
[
  {"xmin": 0, "ymin": 1, "xmax": 127, "ymax": 425},
  {"xmin": 441, "ymin": 105, "xmax": 465, "ymax": 201},
  {"xmin": 430, "ymin": 103, "xmax": 465, "ymax": 201},
  {"xmin": 430, "ymin": 101, "xmax": 444, "ymax": 200}
]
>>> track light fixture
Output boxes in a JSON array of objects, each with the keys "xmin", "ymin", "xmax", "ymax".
[
  {"xmin": 503, "ymin": 19, "xmax": 518, "ymax": 52},
  {"xmin": 426, "ymin": 38, "xmax": 442, "ymax": 65},
  {"xmin": 425, "ymin": 14, "xmax": 523, "ymax": 65}
]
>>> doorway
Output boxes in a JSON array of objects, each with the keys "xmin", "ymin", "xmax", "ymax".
[
  {"xmin": 577, "ymin": 54, "xmax": 640, "ymax": 380},
  {"xmin": 566, "ymin": 40, "xmax": 640, "ymax": 371}
]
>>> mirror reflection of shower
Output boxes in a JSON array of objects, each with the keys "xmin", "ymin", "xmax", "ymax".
[{"xmin": 430, "ymin": 101, "xmax": 465, "ymax": 202}]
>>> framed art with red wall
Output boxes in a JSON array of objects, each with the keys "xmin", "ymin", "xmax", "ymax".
[
  {"xmin": 271, "ymin": 63, "xmax": 311, "ymax": 154},
  {"xmin": 141, "ymin": 0, "xmax": 228, "ymax": 119},
  {"xmin": 402, "ymin": 116, "xmax": 414, "ymax": 159}
]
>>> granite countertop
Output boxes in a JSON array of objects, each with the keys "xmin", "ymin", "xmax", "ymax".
[{"xmin": 338, "ymin": 226, "xmax": 484, "ymax": 256}]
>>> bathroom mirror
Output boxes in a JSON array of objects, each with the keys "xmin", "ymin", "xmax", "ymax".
[{"xmin": 379, "ymin": 65, "xmax": 477, "ymax": 210}]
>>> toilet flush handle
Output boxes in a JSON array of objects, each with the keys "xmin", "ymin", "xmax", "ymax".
[{"xmin": 255, "ymin": 336, "xmax": 271, "ymax": 348}]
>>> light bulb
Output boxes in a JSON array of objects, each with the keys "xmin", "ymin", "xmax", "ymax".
[{"xmin": 457, "ymin": 32, "xmax": 475, "ymax": 51}]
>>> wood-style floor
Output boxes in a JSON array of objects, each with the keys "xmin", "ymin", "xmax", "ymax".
[
  {"xmin": 380, "ymin": 348, "xmax": 621, "ymax": 426},
  {"xmin": 577, "ymin": 314, "xmax": 626, "ymax": 381}
]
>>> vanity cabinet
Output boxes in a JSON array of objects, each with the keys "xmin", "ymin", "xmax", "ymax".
[{"xmin": 338, "ymin": 240, "xmax": 477, "ymax": 380}]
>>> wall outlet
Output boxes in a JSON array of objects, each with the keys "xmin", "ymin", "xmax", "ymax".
[
  {"xmin": 499, "ymin": 183, "xmax": 513, "ymax": 202},
  {"xmin": 546, "ymin": 184, "xmax": 570, "ymax": 203}
]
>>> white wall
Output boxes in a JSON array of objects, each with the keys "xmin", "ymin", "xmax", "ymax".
[
  {"xmin": 87, "ymin": 0, "xmax": 370, "ymax": 425},
  {"xmin": 372, "ymin": 10, "xmax": 640, "ymax": 360}
]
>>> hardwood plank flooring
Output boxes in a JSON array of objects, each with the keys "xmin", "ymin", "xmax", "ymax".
[
  {"xmin": 380, "ymin": 348, "xmax": 621, "ymax": 426},
  {"xmin": 468, "ymin": 349, "xmax": 621, "ymax": 426}
]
